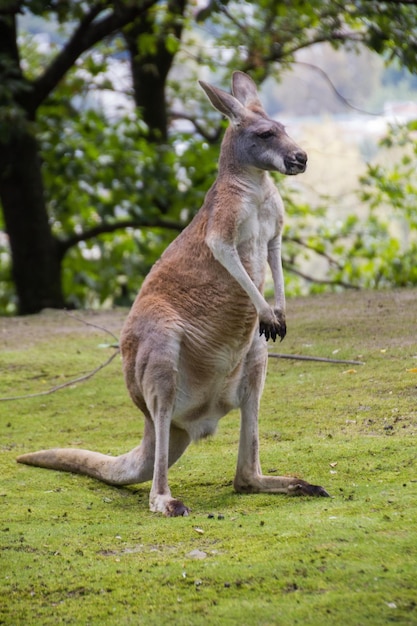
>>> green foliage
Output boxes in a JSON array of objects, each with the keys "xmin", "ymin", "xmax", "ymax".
[
  {"xmin": 195, "ymin": 0, "xmax": 417, "ymax": 81},
  {"xmin": 2, "ymin": 1, "xmax": 417, "ymax": 312},
  {"xmin": 38, "ymin": 102, "xmax": 219, "ymax": 307},
  {"xmin": 271, "ymin": 121, "xmax": 417, "ymax": 295},
  {"xmin": 342, "ymin": 123, "xmax": 417, "ymax": 288},
  {"xmin": 2, "ymin": 102, "xmax": 417, "ymax": 309}
]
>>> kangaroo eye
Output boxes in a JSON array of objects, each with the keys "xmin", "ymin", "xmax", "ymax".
[{"xmin": 258, "ymin": 130, "xmax": 274, "ymax": 139}]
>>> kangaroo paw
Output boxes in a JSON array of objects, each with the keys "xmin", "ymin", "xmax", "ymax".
[
  {"xmin": 288, "ymin": 479, "xmax": 330, "ymax": 498},
  {"xmin": 259, "ymin": 320, "xmax": 286, "ymax": 342}
]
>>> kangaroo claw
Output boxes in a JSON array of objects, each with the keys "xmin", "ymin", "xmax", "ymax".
[
  {"xmin": 165, "ymin": 499, "xmax": 191, "ymax": 517},
  {"xmin": 288, "ymin": 480, "xmax": 331, "ymax": 498},
  {"xmin": 259, "ymin": 320, "xmax": 286, "ymax": 342}
]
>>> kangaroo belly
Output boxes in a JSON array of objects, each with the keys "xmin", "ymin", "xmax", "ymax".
[
  {"xmin": 172, "ymin": 350, "xmax": 245, "ymax": 440},
  {"xmin": 170, "ymin": 320, "xmax": 257, "ymax": 440}
]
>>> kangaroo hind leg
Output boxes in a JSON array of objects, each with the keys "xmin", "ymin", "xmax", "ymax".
[
  {"xmin": 149, "ymin": 422, "xmax": 191, "ymax": 516},
  {"xmin": 234, "ymin": 335, "xmax": 330, "ymax": 497},
  {"xmin": 138, "ymin": 336, "xmax": 192, "ymax": 516}
]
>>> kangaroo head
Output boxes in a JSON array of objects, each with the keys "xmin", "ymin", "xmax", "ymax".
[{"xmin": 199, "ymin": 71, "xmax": 307, "ymax": 176}]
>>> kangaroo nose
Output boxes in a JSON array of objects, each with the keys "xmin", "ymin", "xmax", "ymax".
[{"xmin": 295, "ymin": 151, "xmax": 307, "ymax": 166}]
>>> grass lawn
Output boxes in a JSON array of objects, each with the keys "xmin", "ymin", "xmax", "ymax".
[{"xmin": 1, "ymin": 289, "xmax": 416, "ymax": 625}]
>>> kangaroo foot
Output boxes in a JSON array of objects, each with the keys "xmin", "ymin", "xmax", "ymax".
[
  {"xmin": 150, "ymin": 494, "xmax": 191, "ymax": 517},
  {"xmin": 165, "ymin": 499, "xmax": 191, "ymax": 517}
]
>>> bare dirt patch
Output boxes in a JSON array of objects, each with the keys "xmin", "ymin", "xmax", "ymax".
[
  {"xmin": 1, "ymin": 289, "xmax": 415, "ymax": 353},
  {"xmin": 0, "ymin": 308, "xmax": 126, "ymax": 351}
]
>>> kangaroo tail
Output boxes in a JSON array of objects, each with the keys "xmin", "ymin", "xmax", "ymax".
[{"xmin": 16, "ymin": 445, "xmax": 153, "ymax": 486}]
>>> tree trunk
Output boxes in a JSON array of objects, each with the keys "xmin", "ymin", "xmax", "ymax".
[
  {"xmin": 0, "ymin": 130, "xmax": 65, "ymax": 314},
  {"xmin": 124, "ymin": 0, "xmax": 186, "ymax": 141},
  {"xmin": 0, "ymin": 11, "xmax": 65, "ymax": 314}
]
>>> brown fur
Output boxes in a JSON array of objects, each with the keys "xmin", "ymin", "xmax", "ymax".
[{"xmin": 17, "ymin": 72, "xmax": 329, "ymax": 515}]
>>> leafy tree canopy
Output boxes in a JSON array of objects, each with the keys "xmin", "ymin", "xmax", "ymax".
[{"xmin": 1, "ymin": 0, "xmax": 417, "ymax": 313}]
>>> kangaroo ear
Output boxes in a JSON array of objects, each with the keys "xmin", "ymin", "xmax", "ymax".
[
  {"xmin": 199, "ymin": 80, "xmax": 245, "ymax": 125},
  {"xmin": 231, "ymin": 71, "xmax": 263, "ymax": 109}
]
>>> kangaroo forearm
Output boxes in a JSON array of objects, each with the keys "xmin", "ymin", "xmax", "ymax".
[{"xmin": 207, "ymin": 237, "xmax": 268, "ymax": 314}]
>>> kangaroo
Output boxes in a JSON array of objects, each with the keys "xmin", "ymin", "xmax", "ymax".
[{"xmin": 17, "ymin": 72, "xmax": 329, "ymax": 515}]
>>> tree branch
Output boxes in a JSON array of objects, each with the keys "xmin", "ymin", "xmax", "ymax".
[
  {"xmin": 58, "ymin": 216, "xmax": 184, "ymax": 256},
  {"xmin": 292, "ymin": 61, "xmax": 383, "ymax": 116},
  {"xmin": 284, "ymin": 235, "xmax": 345, "ymax": 270},
  {"xmin": 169, "ymin": 111, "xmax": 223, "ymax": 142},
  {"xmin": 216, "ymin": 1, "xmax": 251, "ymax": 38},
  {"xmin": 284, "ymin": 261, "xmax": 360, "ymax": 290},
  {"xmin": 29, "ymin": 0, "xmax": 158, "ymax": 113},
  {"xmin": 64, "ymin": 311, "xmax": 119, "ymax": 343},
  {"xmin": 241, "ymin": 30, "xmax": 366, "ymax": 78},
  {"xmin": 283, "ymin": 30, "xmax": 364, "ymax": 59}
]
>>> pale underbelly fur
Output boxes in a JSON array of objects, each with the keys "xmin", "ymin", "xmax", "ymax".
[{"xmin": 170, "ymin": 336, "xmax": 254, "ymax": 440}]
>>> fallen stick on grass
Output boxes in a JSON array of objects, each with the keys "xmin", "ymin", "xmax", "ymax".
[
  {"xmin": 268, "ymin": 353, "xmax": 365, "ymax": 365},
  {"xmin": 64, "ymin": 311, "xmax": 119, "ymax": 342},
  {"xmin": 0, "ymin": 349, "xmax": 120, "ymax": 402}
]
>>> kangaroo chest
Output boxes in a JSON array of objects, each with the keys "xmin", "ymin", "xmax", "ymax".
[{"xmin": 237, "ymin": 182, "xmax": 283, "ymax": 284}]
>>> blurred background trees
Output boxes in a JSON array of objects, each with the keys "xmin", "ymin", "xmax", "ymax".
[{"xmin": 1, "ymin": 0, "xmax": 416, "ymax": 314}]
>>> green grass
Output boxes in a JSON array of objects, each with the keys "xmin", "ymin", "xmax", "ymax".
[{"xmin": 1, "ymin": 290, "xmax": 416, "ymax": 625}]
